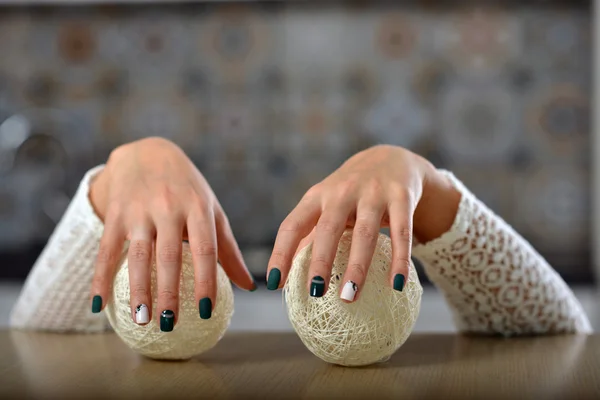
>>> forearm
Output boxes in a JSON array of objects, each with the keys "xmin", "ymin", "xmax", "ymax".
[
  {"xmin": 413, "ymin": 165, "xmax": 462, "ymax": 244},
  {"xmin": 413, "ymin": 170, "xmax": 592, "ymax": 336},
  {"xmin": 10, "ymin": 166, "xmax": 111, "ymax": 332}
]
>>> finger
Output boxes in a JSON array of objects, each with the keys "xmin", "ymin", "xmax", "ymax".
[
  {"xmin": 127, "ymin": 220, "xmax": 155, "ymax": 325},
  {"xmin": 340, "ymin": 200, "xmax": 384, "ymax": 303},
  {"xmin": 307, "ymin": 204, "xmax": 352, "ymax": 298},
  {"xmin": 155, "ymin": 219, "xmax": 184, "ymax": 332},
  {"xmin": 91, "ymin": 208, "xmax": 126, "ymax": 313},
  {"xmin": 187, "ymin": 207, "xmax": 218, "ymax": 320},
  {"xmin": 294, "ymin": 228, "xmax": 316, "ymax": 260},
  {"xmin": 268, "ymin": 199, "xmax": 320, "ymax": 291},
  {"xmin": 388, "ymin": 199, "xmax": 414, "ymax": 293},
  {"xmin": 214, "ymin": 207, "xmax": 255, "ymax": 291}
]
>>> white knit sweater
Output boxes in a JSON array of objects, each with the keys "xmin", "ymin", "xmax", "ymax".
[{"xmin": 9, "ymin": 167, "xmax": 592, "ymax": 335}]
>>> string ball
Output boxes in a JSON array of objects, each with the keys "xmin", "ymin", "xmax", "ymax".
[
  {"xmin": 105, "ymin": 242, "xmax": 234, "ymax": 360},
  {"xmin": 284, "ymin": 230, "xmax": 423, "ymax": 367}
]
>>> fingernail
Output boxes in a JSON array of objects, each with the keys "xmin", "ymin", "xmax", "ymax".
[
  {"xmin": 267, "ymin": 268, "xmax": 281, "ymax": 290},
  {"xmin": 160, "ymin": 310, "xmax": 175, "ymax": 332},
  {"xmin": 340, "ymin": 281, "xmax": 358, "ymax": 302},
  {"xmin": 393, "ymin": 274, "xmax": 406, "ymax": 292},
  {"xmin": 91, "ymin": 295, "xmax": 102, "ymax": 313},
  {"xmin": 250, "ymin": 282, "xmax": 258, "ymax": 292},
  {"xmin": 199, "ymin": 298, "xmax": 212, "ymax": 320},
  {"xmin": 135, "ymin": 304, "xmax": 149, "ymax": 324},
  {"xmin": 310, "ymin": 276, "xmax": 325, "ymax": 297}
]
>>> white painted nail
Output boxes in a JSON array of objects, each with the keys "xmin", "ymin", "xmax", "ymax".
[
  {"xmin": 135, "ymin": 304, "xmax": 149, "ymax": 324},
  {"xmin": 340, "ymin": 281, "xmax": 358, "ymax": 302}
]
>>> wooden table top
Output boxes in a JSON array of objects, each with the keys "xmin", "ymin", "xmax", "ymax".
[{"xmin": 0, "ymin": 330, "xmax": 599, "ymax": 400}]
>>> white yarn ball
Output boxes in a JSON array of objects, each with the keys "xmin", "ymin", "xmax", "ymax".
[
  {"xmin": 285, "ymin": 230, "xmax": 423, "ymax": 367},
  {"xmin": 105, "ymin": 242, "xmax": 234, "ymax": 360}
]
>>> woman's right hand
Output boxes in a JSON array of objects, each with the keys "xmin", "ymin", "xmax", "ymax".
[{"xmin": 89, "ymin": 137, "xmax": 255, "ymax": 331}]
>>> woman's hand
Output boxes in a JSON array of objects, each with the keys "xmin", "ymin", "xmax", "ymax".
[
  {"xmin": 89, "ymin": 137, "xmax": 255, "ymax": 330},
  {"xmin": 266, "ymin": 145, "xmax": 460, "ymax": 302}
]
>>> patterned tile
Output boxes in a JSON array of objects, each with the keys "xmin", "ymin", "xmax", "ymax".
[
  {"xmin": 523, "ymin": 10, "xmax": 591, "ymax": 78},
  {"xmin": 362, "ymin": 90, "xmax": 431, "ymax": 149},
  {"xmin": 514, "ymin": 164, "xmax": 590, "ymax": 254},
  {"xmin": 527, "ymin": 83, "xmax": 590, "ymax": 162},
  {"xmin": 434, "ymin": 7, "xmax": 522, "ymax": 78},
  {"xmin": 0, "ymin": 2, "xmax": 592, "ymax": 279},
  {"xmin": 437, "ymin": 81, "xmax": 520, "ymax": 164}
]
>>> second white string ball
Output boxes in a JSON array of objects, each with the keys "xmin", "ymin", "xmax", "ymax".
[{"xmin": 285, "ymin": 230, "xmax": 423, "ymax": 367}]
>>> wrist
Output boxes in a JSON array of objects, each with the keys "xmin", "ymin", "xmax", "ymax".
[{"xmin": 413, "ymin": 166, "xmax": 461, "ymax": 244}]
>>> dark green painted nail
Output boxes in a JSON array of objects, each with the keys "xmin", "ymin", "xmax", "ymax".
[
  {"xmin": 250, "ymin": 282, "xmax": 258, "ymax": 292},
  {"xmin": 393, "ymin": 274, "xmax": 406, "ymax": 292},
  {"xmin": 310, "ymin": 276, "xmax": 325, "ymax": 297},
  {"xmin": 199, "ymin": 298, "xmax": 212, "ymax": 320},
  {"xmin": 267, "ymin": 268, "xmax": 281, "ymax": 290},
  {"xmin": 160, "ymin": 310, "xmax": 175, "ymax": 332},
  {"xmin": 91, "ymin": 295, "xmax": 102, "ymax": 313}
]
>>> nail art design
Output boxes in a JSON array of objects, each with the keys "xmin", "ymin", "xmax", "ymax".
[
  {"xmin": 267, "ymin": 268, "xmax": 281, "ymax": 290},
  {"xmin": 91, "ymin": 295, "xmax": 102, "ymax": 313},
  {"xmin": 160, "ymin": 310, "xmax": 175, "ymax": 332},
  {"xmin": 393, "ymin": 274, "xmax": 406, "ymax": 292},
  {"xmin": 310, "ymin": 276, "xmax": 325, "ymax": 297},
  {"xmin": 341, "ymin": 281, "xmax": 358, "ymax": 302},
  {"xmin": 135, "ymin": 304, "xmax": 149, "ymax": 324}
]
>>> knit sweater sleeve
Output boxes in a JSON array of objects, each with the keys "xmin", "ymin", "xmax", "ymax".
[
  {"xmin": 9, "ymin": 166, "xmax": 111, "ymax": 333},
  {"xmin": 412, "ymin": 170, "xmax": 592, "ymax": 336}
]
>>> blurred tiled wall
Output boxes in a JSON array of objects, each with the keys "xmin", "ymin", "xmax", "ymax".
[{"xmin": 0, "ymin": 1, "xmax": 593, "ymax": 281}]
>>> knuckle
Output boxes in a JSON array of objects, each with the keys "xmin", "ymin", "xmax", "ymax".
[
  {"xmin": 192, "ymin": 240, "xmax": 217, "ymax": 257},
  {"xmin": 317, "ymin": 219, "xmax": 342, "ymax": 234},
  {"xmin": 393, "ymin": 256, "xmax": 412, "ymax": 270},
  {"xmin": 336, "ymin": 180, "xmax": 357, "ymax": 198},
  {"xmin": 354, "ymin": 224, "xmax": 378, "ymax": 241},
  {"xmin": 396, "ymin": 227, "xmax": 413, "ymax": 242},
  {"xmin": 270, "ymin": 249, "xmax": 288, "ymax": 262},
  {"xmin": 189, "ymin": 194, "xmax": 211, "ymax": 213},
  {"xmin": 396, "ymin": 187, "xmax": 416, "ymax": 205},
  {"xmin": 155, "ymin": 191, "xmax": 176, "ymax": 215},
  {"xmin": 143, "ymin": 136, "xmax": 173, "ymax": 147},
  {"xmin": 97, "ymin": 246, "xmax": 116, "ymax": 265},
  {"xmin": 127, "ymin": 206, "xmax": 146, "ymax": 222},
  {"xmin": 92, "ymin": 274, "xmax": 109, "ymax": 289},
  {"xmin": 190, "ymin": 204, "xmax": 211, "ymax": 221},
  {"xmin": 364, "ymin": 179, "xmax": 384, "ymax": 196},
  {"xmin": 311, "ymin": 254, "xmax": 331, "ymax": 270},
  {"xmin": 158, "ymin": 289, "xmax": 178, "ymax": 302},
  {"xmin": 371, "ymin": 143, "xmax": 393, "ymax": 153},
  {"xmin": 108, "ymin": 145, "xmax": 126, "ymax": 163},
  {"xmin": 389, "ymin": 182, "xmax": 406, "ymax": 196},
  {"xmin": 105, "ymin": 202, "xmax": 123, "ymax": 221},
  {"xmin": 130, "ymin": 241, "xmax": 151, "ymax": 263},
  {"xmin": 280, "ymin": 217, "xmax": 301, "ymax": 233},
  {"xmin": 196, "ymin": 278, "xmax": 217, "ymax": 289},
  {"xmin": 130, "ymin": 284, "xmax": 149, "ymax": 298},
  {"xmin": 347, "ymin": 263, "xmax": 367, "ymax": 282},
  {"xmin": 158, "ymin": 244, "xmax": 181, "ymax": 264},
  {"xmin": 303, "ymin": 184, "xmax": 322, "ymax": 200}
]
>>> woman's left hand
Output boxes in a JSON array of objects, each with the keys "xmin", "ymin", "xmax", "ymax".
[{"xmin": 266, "ymin": 145, "xmax": 460, "ymax": 302}]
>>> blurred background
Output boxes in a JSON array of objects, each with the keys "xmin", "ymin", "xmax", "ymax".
[{"xmin": 0, "ymin": 0, "xmax": 597, "ymax": 331}]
